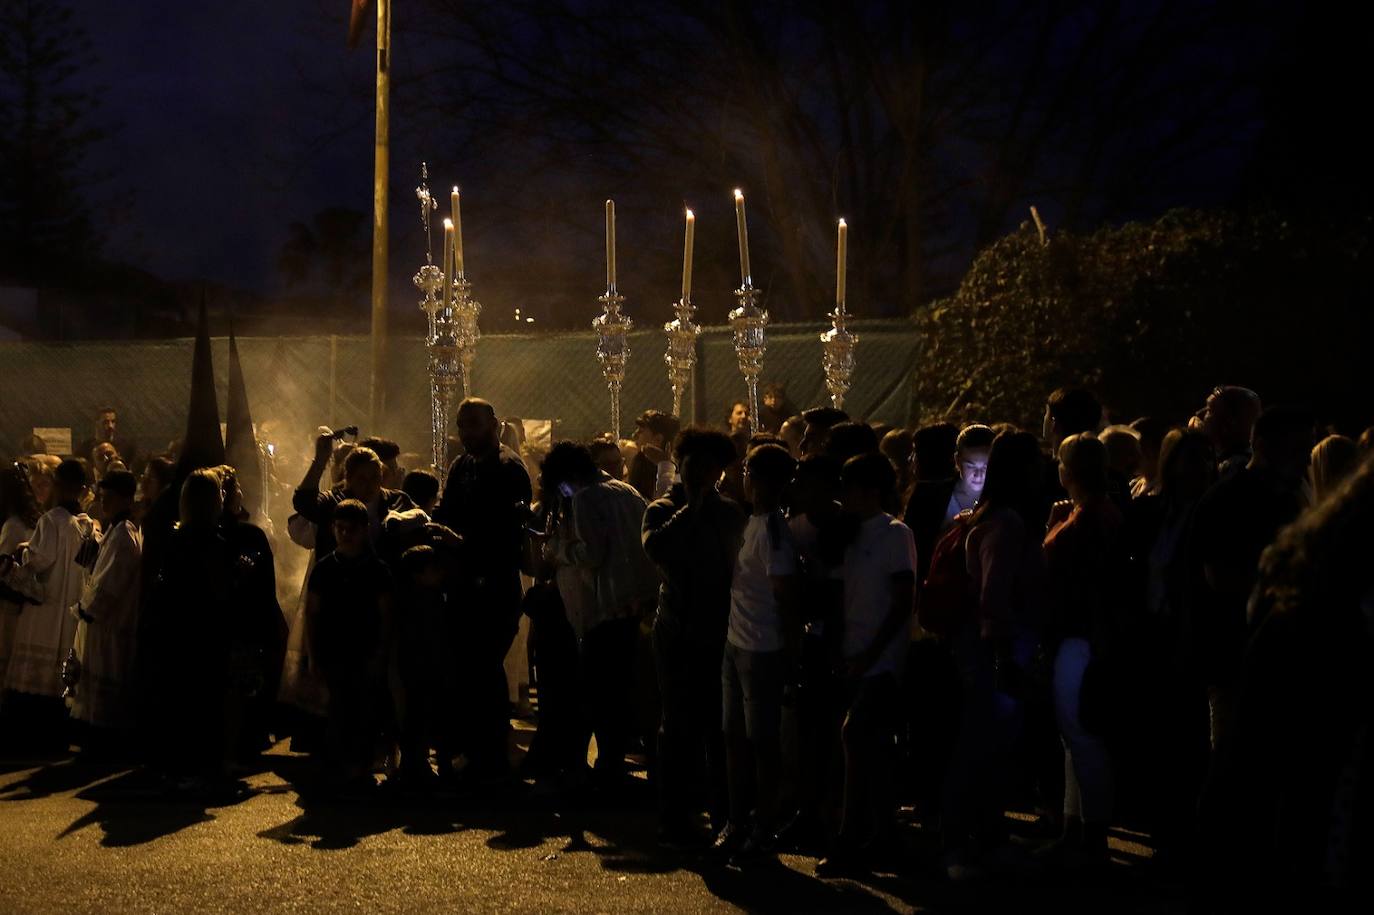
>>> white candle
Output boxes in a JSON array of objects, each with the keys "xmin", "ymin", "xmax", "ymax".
[
  {"xmin": 681, "ymin": 208, "xmax": 695, "ymax": 304},
  {"xmin": 733, "ymin": 189, "xmax": 751, "ymax": 285},
  {"xmin": 450, "ymin": 187, "xmax": 465, "ymax": 277},
  {"xmin": 441, "ymin": 219, "xmax": 454, "ymax": 307},
  {"xmin": 836, "ymin": 218, "xmax": 848, "ymax": 308},
  {"xmin": 605, "ymin": 199, "xmax": 616, "ymax": 292}
]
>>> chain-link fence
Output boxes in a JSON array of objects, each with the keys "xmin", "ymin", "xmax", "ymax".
[{"xmin": 0, "ymin": 319, "xmax": 921, "ymax": 462}]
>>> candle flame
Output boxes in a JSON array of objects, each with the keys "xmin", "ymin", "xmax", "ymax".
[
  {"xmin": 686, "ymin": 208, "xmax": 694, "ymax": 219},
  {"xmin": 733, "ymin": 188, "xmax": 744, "ymax": 200},
  {"xmin": 839, "ymin": 218, "xmax": 847, "ymax": 227},
  {"xmin": 452, "ymin": 185, "xmax": 459, "ymax": 194},
  {"xmin": 443, "ymin": 218, "xmax": 453, "ymax": 228}
]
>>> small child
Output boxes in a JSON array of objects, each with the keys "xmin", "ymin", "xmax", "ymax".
[
  {"xmin": 392, "ymin": 544, "xmax": 458, "ymax": 788},
  {"xmin": 818, "ymin": 452, "xmax": 918, "ymax": 875},
  {"xmin": 306, "ymin": 499, "xmax": 393, "ymax": 793}
]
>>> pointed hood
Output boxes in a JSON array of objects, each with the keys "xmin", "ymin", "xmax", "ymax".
[
  {"xmin": 224, "ymin": 320, "xmax": 262, "ymax": 518},
  {"xmin": 176, "ymin": 298, "xmax": 225, "ymax": 478}
]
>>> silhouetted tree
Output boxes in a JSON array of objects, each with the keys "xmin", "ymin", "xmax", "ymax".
[{"xmin": 0, "ymin": 0, "xmax": 109, "ymax": 283}]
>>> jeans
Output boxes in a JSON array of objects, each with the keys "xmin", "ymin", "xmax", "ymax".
[
  {"xmin": 721, "ymin": 642, "xmax": 785, "ymax": 829},
  {"xmin": 942, "ymin": 622, "xmax": 1030, "ymax": 844},
  {"xmin": 652, "ymin": 615, "xmax": 727, "ymax": 830},
  {"xmin": 1053, "ymin": 636, "xmax": 1114, "ymax": 823},
  {"xmin": 579, "ymin": 616, "xmax": 639, "ymax": 776}
]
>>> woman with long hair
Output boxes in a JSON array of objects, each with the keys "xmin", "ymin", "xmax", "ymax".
[
  {"xmin": 1310, "ymin": 434, "xmax": 1359, "ymax": 504},
  {"xmin": 941, "ymin": 430, "xmax": 1047, "ymax": 875}
]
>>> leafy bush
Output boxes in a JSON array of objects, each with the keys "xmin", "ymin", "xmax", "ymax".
[{"xmin": 914, "ymin": 209, "xmax": 1372, "ymax": 431}]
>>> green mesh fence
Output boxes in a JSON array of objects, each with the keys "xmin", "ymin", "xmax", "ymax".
[{"xmin": 0, "ymin": 319, "xmax": 921, "ymax": 461}]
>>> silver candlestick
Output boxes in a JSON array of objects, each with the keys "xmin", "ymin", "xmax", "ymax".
[
  {"xmin": 594, "ymin": 288, "xmax": 632, "ymax": 441},
  {"xmin": 820, "ymin": 304, "xmax": 858, "ymax": 410},
  {"xmin": 729, "ymin": 282, "xmax": 768, "ymax": 435},
  {"xmin": 663, "ymin": 296, "xmax": 700, "ymax": 418}
]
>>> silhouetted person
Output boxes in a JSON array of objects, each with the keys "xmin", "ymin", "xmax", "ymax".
[
  {"xmin": 1193, "ymin": 385, "xmax": 1262, "ymax": 480},
  {"xmin": 1188, "ymin": 404, "xmax": 1313, "ymax": 750},
  {"xmin": 433, "ymin": 398, "xmax": 533, "ymax": 779},
  {"xmin": 629, "ymin": 410, "xmax": 680, "ymax": 501},
  {"xmin": 718, "ymin": 444, "xmax": 799, "ymax": 864},
  {"xmin": 816, "ymin": 453, "xmax": 917, "ymax": 876},
  {"xmin": 542, "ymin": 441, "xmax": 658, "ymax": 789},
  {"xmin": 1200, "ymin": 451, "xmax": 1374, "ymax": 911},
  {"xmin": 1042, "ymin": 433, "xmax": 1124, "ymax": 869},
  {"xmin": 643, "ymin": 428, "xmax": 746, "ymax": 849},
  {"xmin": 305, "ymin": 499, "xmax": 393, "ymax": 795}
]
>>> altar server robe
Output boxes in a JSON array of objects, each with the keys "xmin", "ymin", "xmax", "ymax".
[
  {"xmin": 4, "ymin": 506, "xmax": 94, "ymax": 697},
  {"xmin": 70, "ymin": 519, "xmax": 142, "ymax": 726}
]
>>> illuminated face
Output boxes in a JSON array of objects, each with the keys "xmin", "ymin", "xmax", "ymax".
[
  {"xmin": 729, "ymin": 402, "xmax": 749, "ymax": 430},
  {"xmin": 99, "ymin": 412, "xmax": 117, "ymax": 440},
  {"xmin": 93, "ymin": 443, "xmax": 118, "ymax": 469},
  {"xmin": 957, "ymin": 449, "xmax": 990, "ymax": 496}
]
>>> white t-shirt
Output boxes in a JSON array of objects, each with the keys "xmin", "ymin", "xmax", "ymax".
[
  {"xmin": 727, "ymin": 511, "xmax": 798, "ymax": 652},
  {"xmin": 842, "ymin": 512, "xmax": 918, "ymax": 677}
]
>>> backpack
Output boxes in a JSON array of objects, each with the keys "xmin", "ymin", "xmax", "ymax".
[{"xmin": 917, "ymin": 517, "xmax": 973, "ymax": 639}]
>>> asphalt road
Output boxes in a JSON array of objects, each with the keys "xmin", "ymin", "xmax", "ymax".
[{"xmin": 0, "ymin": 743, "xmax": 1185, "ymax": 915}]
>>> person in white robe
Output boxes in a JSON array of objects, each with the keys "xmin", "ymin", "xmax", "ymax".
[
  {"xmin": 69, "ymin": 471, "xmax": 142, "ymax": 729},
  {"xmin": 3, "ymin": 460, "xmax": 96, "ymax": 703},
  {"xmin": 0, "ymin": 464, "xmax": 42, "ymax": 687}
]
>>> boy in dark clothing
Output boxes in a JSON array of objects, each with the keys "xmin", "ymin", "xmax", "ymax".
[
  {"xmin": 643, "ymin": 428, "xmax": 747, "ymax": 848},
  {"xmin": 392, "ymin": 544, "xmax": 458, "ymax": 788},
  {"xmin": 306, "ymin": 499, "xmax": 393, "ymax": 793}
]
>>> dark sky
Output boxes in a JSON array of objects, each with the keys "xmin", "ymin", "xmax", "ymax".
[
  {"xmin": 80, "ymin": 1, "xmax": 372, "ymax": 293},
  {"xmin": 60, "ymin": 0, "xmax": 1369, "ymax": 323}
]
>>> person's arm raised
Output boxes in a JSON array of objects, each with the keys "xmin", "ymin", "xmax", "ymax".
[{"xmin": 293, "ymin": 433, "xmax": 335, "ymax": 518}]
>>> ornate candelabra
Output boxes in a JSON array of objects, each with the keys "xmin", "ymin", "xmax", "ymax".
[
  {"xmin": 412, "ymin": 164, "xmax": 476, "ymax": 483},
  {"xmin": 820, "ymin": 305, "xmax": 858, "ymax": 410},
  {"xmin": 729, "ymin": 282, "xmax": 768, "ymax": 434},
  {"xmin": 663, "ymin": 296, "xmax": 700, "ymax": 418},
  {"xmin": 594, "ymin": 288, "xmax": 632, "ymax": 440}
]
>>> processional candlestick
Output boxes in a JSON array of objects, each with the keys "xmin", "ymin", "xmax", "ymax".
[
  {"xmin": 729, "ymin": 190, "xmax": 767, "ymax": 434},
  {"xmin": 595, "ymin": 200, "xmax": 632, "ymax": 440},
  {"xmin": 664, "ymin": 208, "xmax": 699, "ymax": 418},
  {"xmin": 413, "ymin": 164, "xmax": 480, "ymax": 483},
  {"xmin": 820, "ymin": 217, "xmax": 857, "ymax": 410}
]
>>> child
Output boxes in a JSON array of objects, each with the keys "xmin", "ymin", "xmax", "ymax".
[
  {"xmin": 718, "ymin": 443, "xmax": 799, "ymax": 864},
  {"xmin": 817, "ymin": 452, "xmax": 917, "ymax": 875},
  {"xmin": 392, "ymin": 544, "xmax": 458, "ymax": 788},
  {"xmin": 305, "ymin": 499, "xmax": 393, "ymax": 793}
]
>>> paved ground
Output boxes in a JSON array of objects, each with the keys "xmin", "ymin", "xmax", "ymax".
[{"xmin": 0, "ymin": 743, "xmax": 1187, "ymax": 914}]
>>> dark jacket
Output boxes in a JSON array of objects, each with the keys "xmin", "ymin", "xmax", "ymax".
[
  {"xmin": 641, "ymin": 484, "xmax": 746, "ymax": 644},
  {"xmin": 291, "ymin": 485, "xmax": 414, "ymax": 562},
  {"xmin": 432, "ymin": 444, "xmax": 532, "ymax": 584},
  {"xmin": 903, "ymin": 477, "xmax": 957, "ymax": 588}
]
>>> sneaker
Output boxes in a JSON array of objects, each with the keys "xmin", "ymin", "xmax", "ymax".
[{"xmin": 711, "ymin": 821, "xmax": 748, "ymax": 858}]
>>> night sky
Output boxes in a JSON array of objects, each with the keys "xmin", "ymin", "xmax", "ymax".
[
  {"xmin": 37, "ymin": 1, "xmax": 1370, "ymax": 330},
  {"xmin": 76, "ymin": 1, "xmax": 372, "ymax": 292}
]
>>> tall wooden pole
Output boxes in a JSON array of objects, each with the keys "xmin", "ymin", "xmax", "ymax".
[{"xmin": 369, "ymin": 0, "xmax": 391, "ymax": 431}]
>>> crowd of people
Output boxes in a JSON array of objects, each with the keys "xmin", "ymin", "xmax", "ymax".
[{"xmin": 1, "ymin": 386, "xmax": 1371, "ymax": 905}]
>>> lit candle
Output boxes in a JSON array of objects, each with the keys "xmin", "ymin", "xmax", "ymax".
[
  {"xmin": 836, "ymin": 218, "xmax": 848, "ymax": 309},
  {"xmin": 681, "ymin": 208, "xmax": 695, "ymax": 304},
  {"xmin": 605, "ymin": 199, "xmax": 616, "ymax": 292},
  {"xmin": 733, "ymin": 189, "xmax": 751, "ymax": 286},
  {"xmin": 450, "ymin": 187, "xmax": 465, "ymax": 277},
  {"xmin": 441, "ymin": 219, "xmax": 454, "ymax": 307}
]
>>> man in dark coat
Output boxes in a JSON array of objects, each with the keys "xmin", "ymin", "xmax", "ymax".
[{"xmin": 432, "ymin": 398, "xmax": 533, "ymax": 778}]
